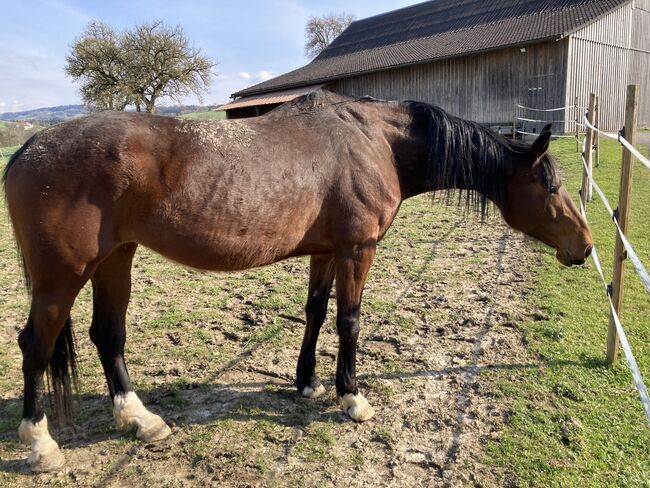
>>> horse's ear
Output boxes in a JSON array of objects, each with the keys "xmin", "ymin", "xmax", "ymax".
[{"xmin": 530, "ymin": 126, "xmax": 552, "ymax": 161}]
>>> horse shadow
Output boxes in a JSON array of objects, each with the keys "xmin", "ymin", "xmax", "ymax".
[{"xmin": 0, "ymin": 353, "xmax": 606, "ymax": 459}]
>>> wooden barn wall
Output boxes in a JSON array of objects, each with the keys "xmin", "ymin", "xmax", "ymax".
[
  {"xmin": 629, "ymin": 0, "xmax": 650, "ymax": 126},
  {"xmin": 566, "ymin": 1, "xmax": 650, "ymax": 130},
  {"xmin": 331, "ymin": 40, "xmax": 568, "ymax": 130}
]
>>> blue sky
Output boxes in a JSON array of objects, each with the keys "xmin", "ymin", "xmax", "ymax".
[{"xmin": 0, "ymin": 0, "xmax": 416, "ymax": 112}]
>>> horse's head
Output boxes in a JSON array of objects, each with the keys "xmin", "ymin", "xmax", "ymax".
[{"xmin": 500, "ymin": 125, "xmax": 593, "ymax": 266}]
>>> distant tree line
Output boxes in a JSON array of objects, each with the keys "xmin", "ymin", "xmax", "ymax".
[{"xmin": 66, "ymin": 21, "xmax": 216, "ymax": 113}]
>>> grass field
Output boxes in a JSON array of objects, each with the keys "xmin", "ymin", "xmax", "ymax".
[
  {"xmin": 0, "ymin": 135, "xmax": 648, "ymax": 486},
  {"xmin": 485, "ymin": 137, "xmax": 650, "ymax": 486},
  {"xmin": 181, "ymin": 110, "xmax": 226, "ymax": 120}
]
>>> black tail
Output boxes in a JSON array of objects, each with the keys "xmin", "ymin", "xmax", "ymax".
[{"xmin": 46, "ymin": 317, "xmax": 80, "ymax": 426}]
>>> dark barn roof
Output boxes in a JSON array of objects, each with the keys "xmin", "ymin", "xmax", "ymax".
[{"xmin": 234, "ymin": 0, "xmax": 628, "ymax": 98}]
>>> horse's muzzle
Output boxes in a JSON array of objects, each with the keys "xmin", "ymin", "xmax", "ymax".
[{"xmin": 559, "ymin": 245, "xmax": 592, "ymax": 267}]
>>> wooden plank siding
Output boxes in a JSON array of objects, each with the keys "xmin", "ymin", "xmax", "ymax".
[
  {"xmin": 629, "ymin": 0, "xmax": 650, "ymax": 127},
  {"xmin": 331, "ymin": 41, "xmax": 568, "ymax": 132},
  {"xmin": 566, "ymin": 1, "xmax": 650, "ymax": 130}
]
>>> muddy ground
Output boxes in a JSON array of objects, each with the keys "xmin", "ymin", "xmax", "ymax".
[{"xmin": 0, "ymin": 197, "xmax": 541, "ymax": 487}]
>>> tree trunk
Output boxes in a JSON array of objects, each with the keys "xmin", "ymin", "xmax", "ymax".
[{"xmin": 145, "ymin": 97, "xmax": 156, "ymax": 114}]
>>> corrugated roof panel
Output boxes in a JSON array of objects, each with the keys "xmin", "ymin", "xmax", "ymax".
[
  {"xmin": 234, "ymin": 0, "xmax": 627, "ymax": 98},
  {"xmin": 218, "ymin": 84, "xmax": 325, "ymax": 111}
]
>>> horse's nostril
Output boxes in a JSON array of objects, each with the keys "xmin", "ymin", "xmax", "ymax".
[{"xmin": 585, "ymin": 245, "xmax": 593, "ymax": 259}]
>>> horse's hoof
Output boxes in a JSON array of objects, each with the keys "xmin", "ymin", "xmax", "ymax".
[
  {"xmin": 18, "ymin": 416, "xmax": 65, "ymax": 472},
  {"xmin": 301, "ymin": 383, "xmax": 326, "ymax": 399},
  {"xmin": 27, "ymin": 448, "xmax": 65, "ymax": 473},
  {"xmin": 113, "ymin": 392, "xmax": 171, "ymax": 442},
  {"xmin": 136, "ymin": 416, "xmax": 172, "ymax": 443},
  {"xmin": 340, "ymin": 393, "xmax": 375, "ymax": 422}
]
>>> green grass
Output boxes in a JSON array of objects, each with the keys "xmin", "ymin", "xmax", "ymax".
[
  {"xmin": 180, "ymin": 110, "xmax": 226, "ymax": 120},
  {"xmin": 0, "ymin": 145, "xmax": 19, "ymax": 160},
  {"xmin": 486, "ymin": 137, "xmax": 650, "ymax": 486}
]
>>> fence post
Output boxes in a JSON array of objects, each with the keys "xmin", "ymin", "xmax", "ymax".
[
  {"xmin": 607, "ymin": 84, "xmax": 640, "ymax": 365},
  {"xmin": 594, "ymin": 95, "xmax": 600, "ymax": 168},
  {"xmin": 580, "ymin": 93, "xmax": 596, "ymax": 207},
  {"xmin": 512, "ymin": 103, "xmax": 517, "ymax": 140}
]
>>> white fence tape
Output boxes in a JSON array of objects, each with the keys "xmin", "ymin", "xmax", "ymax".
[
  {"xmin": 579, "ymin": 199, "xmax": 650, "ymax": 426},
  {"xmin": 516, "ymin": 130, "xmax": 574, "ymax": 138},
  {"xmin": 584, "ymin": 112, "xmax": 650, "ymax": 171},
  {"xmin": 581, "ymin": 155, "xmax": 650, "ymax": 296},
  {"xmin": 516, "ymin": 116, "xmax": 566, "ymax": 123},
  {"xmin": 516, "ymin": 104, "xmax": 574, "ymax": 112}
]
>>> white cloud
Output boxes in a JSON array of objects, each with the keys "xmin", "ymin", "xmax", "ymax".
[
  {"xmin": 256, "ymin": 70, "xmax": 274, "ymax": 82},
  {"xmin": 238, "ymin": 71, "xmax": 252, "ymax": 80},
  {"xmin": 0, "ymin": 102, "xmax": 5, "ymax": 108}
]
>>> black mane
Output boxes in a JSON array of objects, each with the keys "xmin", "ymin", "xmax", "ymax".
[{"xmin": 404, "ymin": 101, "xmax": 557, "ymax": 217}]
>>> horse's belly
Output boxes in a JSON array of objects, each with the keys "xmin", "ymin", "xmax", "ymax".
[{"xmin": 132, "ymin": 206, "xmax": 331, "ymax": 271}]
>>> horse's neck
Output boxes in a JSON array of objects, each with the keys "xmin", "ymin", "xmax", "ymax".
[{"xmin": 387, "ymin": 105, "xmax": 512, "ymax": 205}]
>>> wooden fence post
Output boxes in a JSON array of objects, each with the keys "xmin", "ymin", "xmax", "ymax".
[
  {"xmin": 512, "ymin": 103, "xmax": 517, "ymax": 140},
  {"xmin": 607, "ymin": 84, "xmax": 640, "ymax": 364},
  {"xmin": 581, "ymin": 93, "xmax": 596, "ymax": 207}
]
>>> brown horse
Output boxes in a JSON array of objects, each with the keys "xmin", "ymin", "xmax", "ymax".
[{"xmin": 3, "ymin": 90, "xmax": 592, "ymax": 472}]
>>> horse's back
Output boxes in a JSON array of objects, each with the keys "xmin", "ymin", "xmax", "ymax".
[{"xmin": 3, "ymin": 101, "xmax": 401, "ymax": 273}]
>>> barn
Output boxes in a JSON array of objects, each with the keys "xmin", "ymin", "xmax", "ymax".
[{"xmin": 219, "ymin": 0, "xmax": 650, "ymax": 132}]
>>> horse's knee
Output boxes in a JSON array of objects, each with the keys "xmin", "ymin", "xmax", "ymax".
[
  {"xmin": 89, "ymin": 318, "xmax": 123, "ymax": 347},
  {"xmin": 17, "ymin": 324, "xmax": 32, "ymax": 352},
  {"xmin": 337, "ymin": 315, "xmax": 360, "ymax": 342}
]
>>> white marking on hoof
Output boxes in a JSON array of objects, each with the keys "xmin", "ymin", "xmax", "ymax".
[
  {"xmin": 301, "ymin": 383, "xmax": 326, "ymax": 399},
  {"xmin": 18, "ymin": 416, "xmax": 65, "ymax": 472},
  {"xmin": 113, "ymin": 392, "xmax": 171, "ymax": 442},
  {"xmin": 341, "ymin": 393, "xmax": 375, "ymax": 422}
]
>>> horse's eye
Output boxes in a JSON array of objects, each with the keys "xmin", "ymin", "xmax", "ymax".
[{"xmin": 549, "ymin": 186, "xmax": 558, "ymax": 194}]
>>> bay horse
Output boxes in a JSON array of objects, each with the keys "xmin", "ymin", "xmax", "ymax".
[{"xmin": 2, "ymin": 90, "xmax": 592, "ymax": 472}]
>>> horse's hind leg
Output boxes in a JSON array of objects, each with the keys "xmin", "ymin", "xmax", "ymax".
[
  {"xmin": 296, "ymin": 255, "xmax": 335, "ymax": 398},
  {"xmin": 335, "ymin": 244, "xmax": 376, "ymax": 422},
  {"xmin": 89, "ymin": 243, "xmax": 171, "ymax": 442},
  {"xmin": 18, "ymin": 276, "xmax": 84, "ymax": 472}
]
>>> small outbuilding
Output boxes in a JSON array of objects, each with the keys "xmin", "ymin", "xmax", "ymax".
[{"xmin": 220, "ymin": 0, "xmax": 650, "ymax": 132}]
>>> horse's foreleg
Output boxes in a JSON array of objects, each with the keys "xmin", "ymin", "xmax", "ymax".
[
  {"xmin": 335, "ymin": 244, "xmax": 376, "ymax": 422},
  {"xmin": 296, "ymin": 254, "xmax": 335, "ymax": 398},
  {"xmin": 18, "ymin": 283, "xmax": 80, "ymax": 472},
  {"xmin": 89, "ymin": 244, "xmax": 171, "ymax": 443}
]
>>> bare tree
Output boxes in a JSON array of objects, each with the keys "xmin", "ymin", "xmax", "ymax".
[
  {"xmin": 65, "ymin": 22, "xmax": 132, "ymax": 111},
  {"xmin": 305, "ymin": 13, "xmax": 355, "ymax": 59},
  {"xmin": 66, "ymin": 20, "xmax": 216, "ymax": 113},
  {"xmin": 122, "ymin": 21, "xmax": 215, "ymax": 113}
]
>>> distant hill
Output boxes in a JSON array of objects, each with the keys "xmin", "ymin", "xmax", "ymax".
[
  {"xmin": 0, "ymin": 105, "xmax": 88, "ymax": 124},
  {"xmin": 0, "ymin": 120, "xmax": 45, "ymax": 148},
  {"xmin": 0, "ymin": 104, "xmax": 220, "ymax": 124}
]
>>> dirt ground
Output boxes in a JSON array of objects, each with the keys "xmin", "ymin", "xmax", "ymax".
[{"xmin": 0, "ymin": 197, "xmax": 539, "ymax": 487}]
